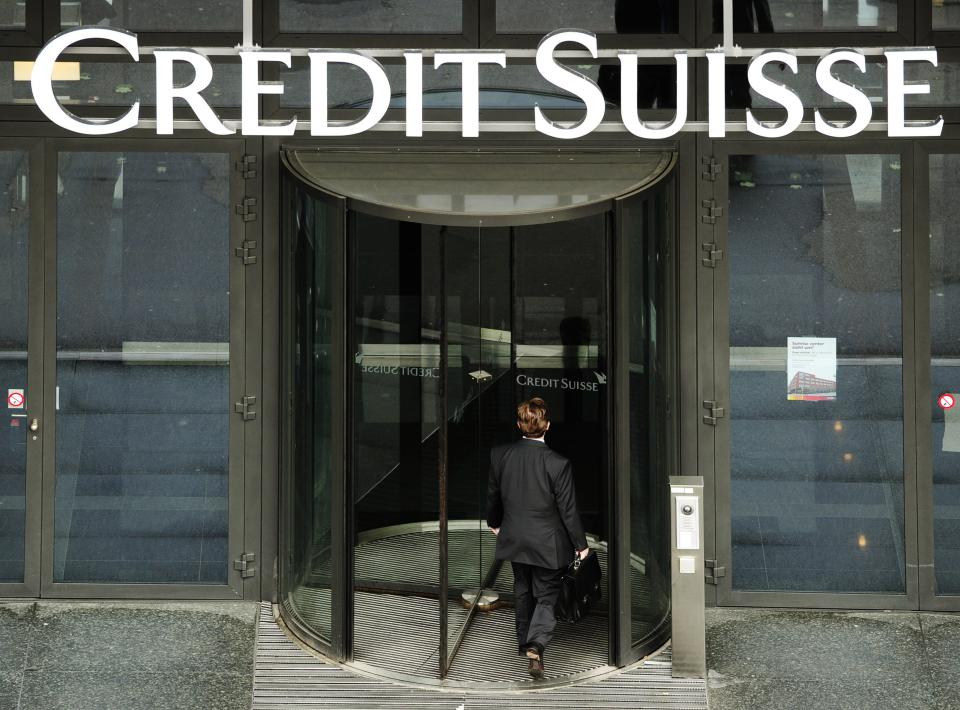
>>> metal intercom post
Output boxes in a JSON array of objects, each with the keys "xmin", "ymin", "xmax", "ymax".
[{"xmin": 669, "ymin": 476, "xmax": 706, "ymax": 678}]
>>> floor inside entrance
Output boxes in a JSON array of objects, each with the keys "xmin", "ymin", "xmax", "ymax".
[
  {"xmin": 288, "ymin": 528, "xmax": 664, "ymax": 685},
  {"xmin": 352, "ymin": 591, "xmax": 609, "ymax": 683}
]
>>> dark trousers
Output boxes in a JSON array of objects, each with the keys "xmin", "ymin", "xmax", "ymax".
[{"xmin": 511, "ymin": 561, "xmax": 564, "ymax": 657}]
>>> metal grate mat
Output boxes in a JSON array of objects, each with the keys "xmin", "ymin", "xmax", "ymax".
[{"xmin": 253, "ymin": 602, "xmax": 708, "ymax": 709}]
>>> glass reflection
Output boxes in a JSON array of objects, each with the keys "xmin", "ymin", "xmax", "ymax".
[
  {"xmin": 728, "ymin": 153, "xmax": 905, "ymax": 594},
  {"xmin": 61, "ymin": 0, "xmax": 241, "ymax": 31},
  {"xmin": 0, "ymin": 1, "xmax": 25, "ymax": 28},
  {"xmin": 280, "ymin": 0, "xmax": 460, "ymax": 33},
  {"xmin": 934, "ymin": 0, "xmax": 960, "ymax": 29}
]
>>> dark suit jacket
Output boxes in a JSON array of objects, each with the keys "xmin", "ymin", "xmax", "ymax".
[{"xmin": 485, "ymin": 438, "xmax": 588, "ymax": 570}]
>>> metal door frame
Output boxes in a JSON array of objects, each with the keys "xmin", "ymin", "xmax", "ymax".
[
  {"xmin": 914, "ymin": 139, "xmax": 960, "ymax": 612},
  {"xmin": 706, "ymin": 137, "xmax": 921, "ymax": 611},
  {"xmin": 0, "ymin": 138, "xmax": 44, "ymax": 598},
  {"xmin": 35, "ymin": 136, "xmax": 251, "ymax": 600}
]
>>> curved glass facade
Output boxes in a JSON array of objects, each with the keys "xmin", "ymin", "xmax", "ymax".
[{"xmin": 278, "ymin": 153, "xmax": 676, "ymax": 680}]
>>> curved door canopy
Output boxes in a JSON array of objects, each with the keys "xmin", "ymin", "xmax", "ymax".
[
  {"xmin": 278, "ymin": 150, "xmax": 677, "ymax": 685},
  {"xmin": 282, "ymin": 148, "xmax": 675, "ymax": 225}
]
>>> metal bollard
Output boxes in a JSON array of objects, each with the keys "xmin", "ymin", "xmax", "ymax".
[{"xmin": 669, "ymin": 476, "xmax": 706, "ymax": 678}]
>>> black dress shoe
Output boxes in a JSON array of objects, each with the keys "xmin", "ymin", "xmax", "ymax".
[
  {"xmin": 527, "ymin": 656, "xmax": 544, "ymax": 679},
  {"xmin": 525, "ymin": 649, "xmax": 544, "ymax": 679}
]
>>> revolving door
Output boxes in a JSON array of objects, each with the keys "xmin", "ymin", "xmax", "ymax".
[{"xmin": 279, "ymin": 149, "xmax": 677, "ymax": 684}]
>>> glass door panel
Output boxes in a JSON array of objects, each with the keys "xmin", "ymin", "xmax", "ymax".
[
  {"xmin": 619, "ymin": 187, "xmax": 673, "ymax": 655},
  {"xmin": 51, "ymin": 150, "xmax": 236, "ymax": 588},
  {"xmin": 720, "ymin": 150, "xmax": 908, "ymax": 602},
  {"xmin": 613, "ymin": 186, "xmax": 674, "ymax": 664},
  {"xmin": 0, "ymin": 148, "xmax": 34, "ymax": 592},
  {"xmin": 442, "ymin": 225, "xmax": 511, "ymax": 675},
  {"xmin": 279, "ymin": 177, "xmax": 344, "ymax": 650},
  {"xmin": 351, "ymin": 213, "xmax": 442, "ymax": 669},
  {"xmin": 929, "ymin": 153, "xmax": 960, "ymax": 597},
  {"xmin": 511, "ymin": 216, "xmax": 609, "ymax": 540}
]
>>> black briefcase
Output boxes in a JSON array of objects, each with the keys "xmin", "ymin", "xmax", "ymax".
[{"xmin": 556, "ymin": 550, "xmax": 602, "ymax": 623}]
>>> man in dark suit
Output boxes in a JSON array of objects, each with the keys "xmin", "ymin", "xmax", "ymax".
[{"xmin": 486, "ymin": 397, "xmax": 590, "ymax": 679}]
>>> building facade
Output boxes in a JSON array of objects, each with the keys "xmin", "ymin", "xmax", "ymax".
[{"xmin": 1, "ymin": 0, "xmax": 959, "ymax": 681}]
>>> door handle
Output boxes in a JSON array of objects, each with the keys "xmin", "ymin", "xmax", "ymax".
[{"xmin": 29, "ymin": 418, "xmax": 39, "ymax": 432}]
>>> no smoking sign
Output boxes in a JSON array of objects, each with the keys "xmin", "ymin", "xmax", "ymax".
[
  {"xmin": 940, "ymin": 393, "xmax": 957, "ymax": 411},
  {"xmin": 7, "ymin": 389, "xmax": 24, "ymax": 409}
]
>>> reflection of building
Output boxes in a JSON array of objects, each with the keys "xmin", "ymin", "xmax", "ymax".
[{"xmin": 788, "ymin": 371, "xmax": 837, "ymax": 395}]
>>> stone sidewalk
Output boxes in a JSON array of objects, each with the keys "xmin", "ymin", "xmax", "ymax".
[
  {"xmin": 0, "ymin": 602, "xmax": 258, "ymax": 710},
  {"xmin": 706, "ymin": 607, "xmax": 960, "ymax": 710}
]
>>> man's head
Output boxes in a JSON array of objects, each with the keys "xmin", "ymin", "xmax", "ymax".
[{"xmin": 516, "ymin": 397, "xmax": 550, "ymax": 438}]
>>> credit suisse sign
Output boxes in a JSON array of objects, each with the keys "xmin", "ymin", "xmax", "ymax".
[{"xmin": 31, "ymin": 27, "xmax": 944, "ymax": 139}]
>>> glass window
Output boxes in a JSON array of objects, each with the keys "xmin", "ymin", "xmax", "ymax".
[
  {"xmin": 279, "ymin": 0, "xmax": 461, "ymax": 34},
  {"xmin": 0, "ymin": 0, "xmax": 25, "ymax": 28},
  {"xmin": 712, "ymin": 0, "xmax": 897, "ymax": 33},
  {"xmin": 54, "ymin": 151, "xmax": 231, "ymax": 584},
  {"xmin": 1, "ymin": 60, "xmax": 242, "ymax": 108},
  {"xmin": 929, "ymin": 154, "xmax": 960, "ymax": 596},
  {"xmin": 61, "ymin": 0, "xmax": 241, "ymax": 31},
  {"xmin": 496, "ymin": 0, "xmax": 679, "ymax": 34},
  {"xmin": 728, "ymin": 153, "xmax": 905, "ymax": 594},
  {"xmin": 933, "ymin": 0, "xmax": 960, "ymax": 30},
  {"xmin": 0, "ymin": 150, "xmax": 28, "ymax": 584}
]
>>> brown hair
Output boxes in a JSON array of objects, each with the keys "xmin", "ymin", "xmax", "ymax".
[{"xmin": 517, "ymin": 397, "xmax": 550, "ymax": 438}]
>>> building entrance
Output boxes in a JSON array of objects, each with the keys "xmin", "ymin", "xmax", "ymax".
[{"xmin": 278, "ymin": 148, "xmax": 677, "ymax": 685}]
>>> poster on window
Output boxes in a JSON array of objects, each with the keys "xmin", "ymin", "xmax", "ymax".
[{"xmin": 787, "ymin": 337, "xmax": 837, "ymax": 401}]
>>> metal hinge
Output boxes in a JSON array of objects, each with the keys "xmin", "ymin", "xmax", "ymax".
[
  {"xmin": 236, "ymin": 154, "xmax": 257, "ymax": 178},
  {"xmin": 702, "ymin": 242, "xmax": 724, "ymax": 268},
  {"xmin": 234, "ymin": 552, "xmax": 256, "ymax": 579},
  {"xmin": 235, "ymin": 395, "xmax": 257, "ymax": 421},
  {"xmin": 235, "ymin": 240, "xmax": 258, "ymax": 265},
  {"xmin": 235, "ymin": 197, "xmax": 257, "ymax": 222},
  {"xmin": 701, "ymin": 156, "xmax": 721, "ymax": 182},
  {"xmin": 702, "ymin": 400, "xmax": 725, "ymax": 426},
  {"xmin": 701, "ymin": 199, "xmax": 724, "ymax": 225},
  {"xmin": 705, "ymin": 559, "xmax": 726, "ymax": 585}
]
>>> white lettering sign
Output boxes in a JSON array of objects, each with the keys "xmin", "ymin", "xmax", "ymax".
[
  {"xmin": 29, "ymin": 28, "xmax": 945, "ymax": 139},
  {"xmin": 32, "ymin": 27, "xmax": 141, "ymax": 135}
]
